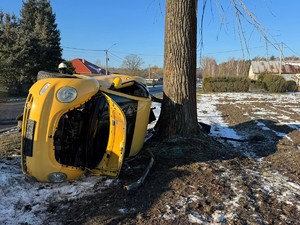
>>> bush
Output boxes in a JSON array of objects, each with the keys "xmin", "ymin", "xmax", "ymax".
[
  {"xmin": 259, "ymin": 74, "xmax": 287, "ymax": 93},
  {"xmin": 249, "ymin": 80, "xmax": 266, "ymax": 92},
  {"xmin": 203, "ymin": 76, "xmax": 250, "ymax": 92},
  {"xmin": 286, "ymin": 80, "xmax": 298, "ymax": 92}
]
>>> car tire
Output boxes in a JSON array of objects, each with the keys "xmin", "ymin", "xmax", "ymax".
[{"xmin": 37, "ymin": 71, "xmax": 74, "ymax": 80}]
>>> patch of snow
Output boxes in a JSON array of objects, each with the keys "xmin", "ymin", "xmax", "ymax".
[
  {"xmin": 285, "ymin": 181, "xmax": 300, "ymax": 191},
  {"xmin": 147, "ymin": 102, "xmax": 161, "ymax": 130},
  {"xmin": 104, "ymin": 178, "xmax": 119, "ymax": 186},
  {"xmin": 253, "ymin": 111, "xmax": 269, "ymax": 115},
  {"xmin": 286, "ymin": 123, "xmax": 300, "ymax": 131},
  {"xmin": 254, "ymin": 120, "xmax": 293, "ymax": 141},
  {"xmin": 187, "ymin": 194, "xmax": 200, "ymax": 203},
  {"xmin": 118, "ymin": 208, "xmax": 136, "ymax": 214},
  {"xmin": 162, "ymin": 205, "xmax": 177, "ymax": 220},
  {"xmin": 188, "ymin": 212, "xmax": 207, "ymax": 224},
  {"xmin": 277, "ymin": 115, "xmax": 294, "ymax": 120},
  {"xmin": 0, "ymin": 157, "xmax": 116, "ymax": 225},
  {"xmin": 197, "ymin": 94, "xmax": 243, "ymax": 146},
  {"xmin": 161, "ymin": 194, "xmax": 202, "ymax": 221},
  {"xmin": 214, "ymin": 165, "xmax": 299, "ymax": 225},
  {"xmin": 280, "ymin": 214, "xmax": 288, "ymax": 221},
  {"xmin": 150, "ymin": 92, "xmax": 299, "ymax": 150},
  {"xmin": 245, "ymin": 169, "xmax": 300, "ymax": 206},
  {"xmin": 212, "ymin": 211, "xmax": 226, "ymax": 224}
]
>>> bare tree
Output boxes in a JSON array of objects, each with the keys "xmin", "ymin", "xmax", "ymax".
[
  {"xmin": 208, "ymin": 59, "xmax": 251, "ymax": 77},
  {"xmin": 121, "ymin": 54, "xmax": 144, "ymax": 74},
  {"xmin": 200, "ymin": 57, "xmax": 218, "ymax": 77}
]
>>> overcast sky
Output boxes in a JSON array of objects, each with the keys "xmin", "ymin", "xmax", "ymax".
[{"xmin": 1, "ymin": 0, "xmax": 300, "ymax": 68}]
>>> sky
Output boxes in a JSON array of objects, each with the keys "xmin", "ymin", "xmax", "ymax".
[{"xmin": 1, "ymin": 0, "xmax": 300, "ymax": 69}]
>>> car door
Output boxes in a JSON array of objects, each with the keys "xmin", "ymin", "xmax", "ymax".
[{"xmin": 91, "ymin": 93, "xmax": 127, "ymax": 177}]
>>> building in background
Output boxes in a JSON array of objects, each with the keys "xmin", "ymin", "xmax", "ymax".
[
  {"xmin": 71, "ymin": 58, "xmax": 108, "ymax": 75},
  {"xmin": 249, "ymin": 61, "xmax": 300, "ymax": 87}
]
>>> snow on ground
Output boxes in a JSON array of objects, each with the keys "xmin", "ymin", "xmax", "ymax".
[
  {"xmin": 184, "ymin": 165, "xmax": 300, "ymax": 224},
  {"xmin": 0, "ymin": 157, "xmax": 119, "ymax": 225},
  {"xmin": 197, "ymin": 93, "xmax": 243, "ymax": 147},
  {"xmin": 0, "ymin": 92, "xmax": 299, "ymax": 224},
  {"xmin": 198, "ymin": 92, "xmax": 300, "ymax": 147},
  {"xmin": 158, "ymin": 92, "xmax": 300, "ymax": 224}
]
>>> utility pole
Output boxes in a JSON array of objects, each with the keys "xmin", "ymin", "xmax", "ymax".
[
  {"xmin": 279, "ymin": 42, "xmax": 283, "ymax": 75},
  {"xmin": 105, "ymin": 43, "xmax": 117, "ymax": 75},
  {"xmin": 148, "ymin": 64, "xmax": 151, "ymax": 79},
  {"xmin": 105, "ymin": 49, "xmax": 109, "ymax": 75}
]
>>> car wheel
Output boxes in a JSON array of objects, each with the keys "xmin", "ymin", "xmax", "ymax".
[{"xmin": 37, "ymin": 71, "xmax": 74, "ymax": 80}]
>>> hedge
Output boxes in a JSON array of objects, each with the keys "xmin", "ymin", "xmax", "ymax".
[
  {"xmin": 257, "ymin": 74, "xmax": 287, "ymax": 92},
  {"xmin": 203, "ymin": 76, "xmax": 250, "ymax": 92},
  {"xmin": 203, "ymin": 75, "xmax": 298, "ymax": 93}
]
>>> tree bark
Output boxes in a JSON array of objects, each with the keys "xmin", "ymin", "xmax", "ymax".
[{"xmin": 155, "ymin": 0, "xmax": 200, "ymax": 138}]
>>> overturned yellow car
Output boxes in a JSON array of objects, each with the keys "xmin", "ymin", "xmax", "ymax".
[{"xmin": 21, "ymin": 71, "xmax": 154, "ymax": 182}]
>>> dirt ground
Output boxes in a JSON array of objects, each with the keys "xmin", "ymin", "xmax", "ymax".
[{"xmin": 0, "ymin": 93, "xmax": 299, "ymax": 225}]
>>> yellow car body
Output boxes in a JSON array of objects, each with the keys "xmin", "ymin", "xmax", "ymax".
[{"xmin": 21, "ymin": 72, "xmax": 153, "ymax": 182}]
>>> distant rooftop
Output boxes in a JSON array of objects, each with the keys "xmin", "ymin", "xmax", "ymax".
[
  {"xmin": 251, "ymin": 61, "xmax": 300, "ymax": 74},
  {"xmin": 71, "ymin": 58, "xmax": 108, "ymax": 75}
]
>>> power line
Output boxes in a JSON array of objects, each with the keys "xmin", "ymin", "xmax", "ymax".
[
  {"xmin": 62, "ymin": 46, "xmax": 164, "ymax": 57},
  {"xmin": 199, "ymin": 46, "xmax": 265, "ymax": 55},
  {"xmin": 110, "ymin": 50, "xmax": 163, "ymax": 57},
  {"xmin": 283, "ymin": 43, "xmax": 300, "ymax": 57},
  {"xmin": 63, "ymin": 49, "xmax": 106, "ymax": 55},
  {"xmin": 62, "ymin": 46, "xmax": 105, "ymax": 52},
  {"xmin": 109, "ymin": 52, "xmax": 124, "ymax": 63}
]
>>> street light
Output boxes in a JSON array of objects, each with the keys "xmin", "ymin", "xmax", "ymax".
[{"xmin": 105, "ymin": 43, "xmax": 117, "ymax": 75}]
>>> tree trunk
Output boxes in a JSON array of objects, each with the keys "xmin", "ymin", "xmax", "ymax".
[{"xmin": 155, "ymin": 0, "xmax": 200, "ymax": 138}]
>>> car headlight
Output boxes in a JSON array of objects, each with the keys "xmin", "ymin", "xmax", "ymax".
[
  {"xmin": 48, "ymin": 172, "xmax": 67, "ymax": 183},
  {"xmin": 39, "ymin": 82, "xmax": 51, "ymax": 95},
  {"xmin": 57, "ymin": 87, "xmax": 77, "ymax": 103}
]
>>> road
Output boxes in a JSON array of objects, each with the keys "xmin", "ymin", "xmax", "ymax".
[
  {"xmin": 0, "ymin": 100, "xmax": 25, "ymax": 131},
  {"xmin": 148, "ymin": 85, "xmax": 163, "ymax": 96}
]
